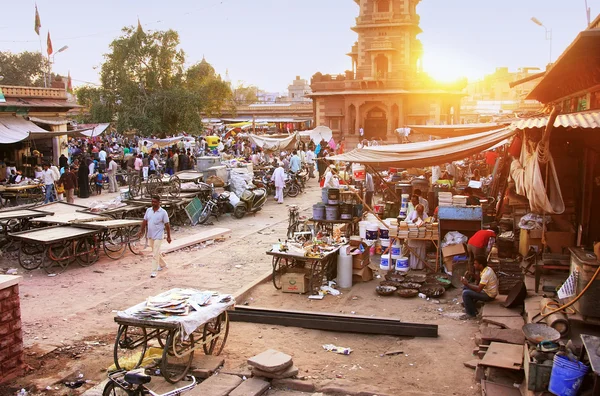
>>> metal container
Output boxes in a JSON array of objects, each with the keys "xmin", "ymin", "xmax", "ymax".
[{"xmin": 569, "ymin": 247, "xmax": 600, "ymax": 318}]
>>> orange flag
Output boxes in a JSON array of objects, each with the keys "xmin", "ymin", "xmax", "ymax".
[
  {"xmin": 34, "ymin": 4, "xmax": 41, "ymax": 35},
  {"xmin": 47, "ymin": 31, "xmax": 53, "ymax": 55}
]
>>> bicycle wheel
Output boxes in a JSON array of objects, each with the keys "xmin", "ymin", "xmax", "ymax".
[
  {"xmin": 168, "ymin": 176, "xmax": 181, "ymax": 198},
  {"xmin": 202, "ymin": 311, "xmax": 229, "ymax": 356},
  {"xmin": 197, "ymin": 204, "xmax": 211, "ymax": 225},
  {"xmin": 272, "ymin": 257, "xmax": 288, "ymax": 290},
  {"xmin": 19, "ymin": 242, "xmax": 46, "ymax": 270},
  {"xmin": 102, "ymin": 380, "xmax": 132, "ymax": 396},
  {"xmin": 127, "ymin": 226, "xmax": 144, "ymax": 255},
  {"xmin": 43, "ymin": 241, "xmax": 74, "ymax": 274},
  {"xmin": 145, "ymin": 174, "xmax": 161, "ymax": 197},
  {"xmin": 113, "ymin": 325, "xmax": 148, "ymax": 371},
  {"xmin": 75, "ymin": 236, "xmax": 100, "ymax": 267},
  {"xmin": 128, "ymin": 175, "xmax": 142, "ymax": 198},
  {"xmin": 103, "ymin": 229, "xmax": 127, "ymax": 260},
  {"xmin": 161, "ymin": 330, "xmax": 194, "ymax": 384}
]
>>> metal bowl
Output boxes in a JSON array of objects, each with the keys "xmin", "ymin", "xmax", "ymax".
[
  {"xmin": 404, "ymin": 273, "xmax": 427, "ymax": 283},
  {"xmin": 399, "ymin": 282, "xmax": 423, "ymax": 289},
  {"xmin": 376, "ymin": 285, "xmax": 398, "ymax": 296},
  {"xmin": 380, "ymin": 280, "xmax": 402, "ymax": 288},
  {"xmin": 398, "ymin": 288, "xmax": 419, "ymax": 298},
  {"xmin": 522, "ymin": 323, "xmax": 561, "ymax": 344},
  {"xmin": 419, "ymin": 284, "xmax": 446, "ymax": 297},
  {"xmin": 385, "ymin": 272, "xmax": 405, "ymax": 282}
]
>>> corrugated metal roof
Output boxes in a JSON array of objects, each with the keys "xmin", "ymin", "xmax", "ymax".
[{"xmin": 511, "ymin": 111, "xmax": 600, "ymax": 129}]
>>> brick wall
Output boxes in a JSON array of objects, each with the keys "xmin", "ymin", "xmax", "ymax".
[{"xmin": 0, "ymin": 284, "xmax": 23, "ymax": 383}]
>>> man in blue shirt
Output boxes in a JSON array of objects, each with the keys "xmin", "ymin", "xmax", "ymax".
[
  {"xmin": 290, "ymin": 150, "xmax": 301, "ymax": 173},
  {"xmin": 139, "ymin": 195, "xmax": 172, "ymax": 278}
]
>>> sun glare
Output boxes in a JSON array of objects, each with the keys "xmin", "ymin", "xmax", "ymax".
[{"xmin": 422, "ymin": 53, "xmax": 478, "ymax": 83}]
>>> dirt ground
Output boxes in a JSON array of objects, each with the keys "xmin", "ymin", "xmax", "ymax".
[{"xmin": 1, "ymin": 181, "xmax": 480, "ymax": 395}]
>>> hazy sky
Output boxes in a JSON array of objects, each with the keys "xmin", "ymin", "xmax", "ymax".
[{"xmin": 1, "ymin": 0, "xmax": 597, "ymax": 92}]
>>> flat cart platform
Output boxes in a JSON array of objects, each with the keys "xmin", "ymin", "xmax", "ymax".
[
  {"xmin": 10, "ymin": 225, "xmax": 100, "ymax": 273},
  {"xmin": 268, "ymin": 248, "xmax": 340, "ymax": 293},
  {"xmin": 114, "ymin": 288, "xmax": 235, "ymax": 383},
  {"xmin": 0, "ymin": 209, "xmax": 53, "ymax": 250},
  {"xmin": 0, "ymin": 184, "xmax": 45, "ymax": 206},
  {"xmin": 77, "ymin": 219, "xmax": 144, "ymax": 259}
]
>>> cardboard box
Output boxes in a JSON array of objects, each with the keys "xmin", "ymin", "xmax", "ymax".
[
  {"xmin": 352, "ymin": 266, "xmax": 373, "ymax": 282},
  {"xmin": 443, "ymin": 257, "xmax": 454, "ymax": 272},
  {"xmin": 528, "ymin": 228, "xmax": 543, "ymax": 239},
  {"xmin": 442, "ymin": 243, "xmax": 466, "ymax": 258},
  {"xmin": 519, "ymin": 229, "xmax": 542, "ymax": 256},
  {"xmin": 544, "ymin": 231, "xmax": 575, "ymax": 254},
  {"xmin": 281, "ymin": 272, "xmax": 308, "ymax": 294},
  {"xmin": 350, "ymin": 242, "xmax": 370, "ymax": 269}
]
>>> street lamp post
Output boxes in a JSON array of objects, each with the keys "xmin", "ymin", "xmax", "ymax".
[
  {"xmin": 531, "ymin": 17, "xmax": 553, "ymax": 63},
  {"xmin": 48, "ymin": 45, "xmax": 69, "ymax": 87}
]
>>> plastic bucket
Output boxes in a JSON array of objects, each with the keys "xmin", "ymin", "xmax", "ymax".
[
  {"xmin": 380, "ymin": 254, "xmax": 391, "ymax": 271},
  {"xmin": 340, "ymin": 203, "xmax": 353, "ymax": 220},
  {"xmin": 328, "ymin": 188, "xmax": 340, "ymax": 205},
  {"xmin": 379, "ymin": 227, "xmax": 389, "ymax": 240},
  {"xmin": 352, "ymin": 164, "xmax": 366, "ymax": 182},
  {"xmin": 366, "ymin": 224, "xmax": 379, "ymax": 241},
  {"xmin": 395, "ymin": 257, "xmax": 410, "ymax": 272},
  {"xmin": 358, "ymin": 221, "xmax": 370, "ymax": 239},
  {"xmin": 373, "ymin": 203, "xmax": 385, "ymax": 214},
  {"xmin": 548, "ymin": 354, "xmax": 589, "ymax": 396},
  {"xmin": 325, "ymin": 205, "xmax": 339, "ymax": 221},
  {"xmin": 337, "ymin": 248, "xmax": 353, "ymax": 289},
  {"xmin": 380, "ymin": 238, "xmax": 390, "ymax": 248},
  {"xmin": 391, "ymin": 240, "xmax": 402, "ymax": 257},
  {"xmin": 313, "ymin": 204, "xmax": 326, "ymax": 220}
]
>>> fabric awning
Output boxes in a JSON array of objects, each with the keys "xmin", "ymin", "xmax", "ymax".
[
  {"xmin": 249, "ymin": 132, "xmax": 297, "ymax": 151},
  {"xmin": 328, "ymin": 128, "xmax": 515, "ymax": 168},
  {"xmin": 28, "ymin": 116, "xmax": 70, "ymax": 126},
  {"xmin": 0, "ymin": 116, "xmax": 46, "ymax": 143},
  {"xmin": 408, "ymin": 123, "xmax": 511, "ymax": 138},
  {"xmin": 511, "ymin": 110, "xmax": 600, "ymax": 130},
  {"xmin": 298, "ymin": 126, "xmax": 333, "ymax": 145},
  {"xmin": 76, "ymin": 123, "xmax": 110, "ymax": 137}
]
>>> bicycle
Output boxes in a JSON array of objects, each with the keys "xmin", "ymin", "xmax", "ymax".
[
  {"xmin": 103, "ymin": 369, "xmax": 196, "ymax": 396},
  {"xmin": 286, "ymin": 205, "xmax": 311, "ymax": 241}
]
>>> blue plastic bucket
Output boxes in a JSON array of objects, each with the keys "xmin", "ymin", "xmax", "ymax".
[
  {"xmin": 548, "ymin": 354, "xmax": 589, "ymax": 396},
  {"xmin": 395, "ymin": 257, "xmax": 409, "ymax": 272},
  {"xmin": 380, "ymin": 254, "xmax": 390, "ymax": 271}
]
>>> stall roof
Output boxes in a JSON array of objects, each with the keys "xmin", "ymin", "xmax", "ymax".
[
  {"xmin": 28, "ymin": 116, "xmax": 71, "ymax": 126},
  {"xmin": 76, "ymin": 123, "xmax": 110, "ymax": 137},
  {"xmin": 511, "ymin": 110, "xmax": 600, "ymax": 130},
  {"xmin": 222, "ymin": 117, "xmax": 311, "ymax": 123},
  {"xmin": 249, "ymin": 132, "xmax": 297, "ymax": 151},
  {"xmin": 328, "ymin": 128, "xmax": 515, "ymax": 168},
  {"xmin": 0, "ymin": 116, "xmax": 45, "ymax": 143},
  {"xmin": 408, "ymin": 123, "xmax": 511, "ymax": 138}
]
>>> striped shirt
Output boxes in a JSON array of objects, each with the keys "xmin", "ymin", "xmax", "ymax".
[{"xmin": 480, "ymin": 266, "xmax": 498, "ymax": 298}]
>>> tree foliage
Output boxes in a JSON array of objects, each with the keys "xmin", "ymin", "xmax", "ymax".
[
  {"xmin": 233, "ymin": 83, "xmax": 259, "ymax": 105},
  {"xmin": 0, "ymin": 51, "xmax": 49, "ymax": 86},
  {"xmin": 79, "ymin": 26, "xmax": 233, "ymax": 136}
]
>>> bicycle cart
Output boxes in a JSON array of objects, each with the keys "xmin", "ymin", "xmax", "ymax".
[
  {"xmin": 77, "ymin": 219, "xmax": 144, "ymax": 259},
  {"xmin": 0, "ymin": 208, "xmax": 52, "ymax": 251},
  {"xmin": 114, "ymin": 289, "xmax": 235, "ymax": 384},
  {"xmin": 268, "ymin": 248, "xmax": 340, "ymax": 293},
  {"xmin": 128, "ymin": 173, "xmax": 181, "ymax": 199},
  {"xmin": 10, "ymin": 225, "xmax": 101, "ymax": 273}
]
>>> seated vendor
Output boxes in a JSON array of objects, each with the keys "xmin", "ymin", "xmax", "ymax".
[
  {"xmin": 406, "ymin": 194, "xmax": 420, "ymax": 218},
  {"xmin": 460, "ymin": 256, "xmax": 498, "ymax": 320},
  {"xmin": 407, "ymin": 204, "xmax": 429, "ymax": 270},
  {"xmin": 435, "ymin": 171, "xmax": 454, "ymax": 187},
  {"xmin": 464, "ymin": 187, "xmax": 480, "ymax": 206},
  {"xmin": 413, "ymin": 188, "xmax": 430, "ymax": 214}
]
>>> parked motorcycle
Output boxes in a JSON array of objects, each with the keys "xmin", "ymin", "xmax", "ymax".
[
  {"xmin": 197, "ymin": 187, "xmax": 233, "ymax": 225},
  {"xmin": 284, "ymin": 172, "xmax": 303, "ymax": 198},
  {"xmin": 233, "ymin": 187, "xmax": 268, "ymax": 219}
]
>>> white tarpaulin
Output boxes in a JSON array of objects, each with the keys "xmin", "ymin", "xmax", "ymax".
[
  {"xmin": 146, "ymin": 135, "xmax": 191, "ymax": 148},
  {"xmin": 299, "ymin": 126, "xmax": 333, "ymax": 145},
  {"xmin": 249, "ymin": 132, "xmax": 297, "ymax": 151},
  {"xmin": 0, "ymin": 116, "xmax": 44, "ymax": 143},
  {"xmin": 77, "ymin": 123, "xmax": 110, "ymax": 137}
]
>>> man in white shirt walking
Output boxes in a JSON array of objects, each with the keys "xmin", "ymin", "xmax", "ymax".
[
  {"xmin": 139, "ymin": 195, "xmax": 172, "ymax": 278},
  {"xmin": 271, "ymin": 164, "xmax": 286, "ymax": 204},
  {"xmin": 42, "ymin": 163, "xmax": 56, "ymax": 203},
  {"xmin": 305, "ymin": 148, "xmax": 316, "ymax": 179},
  {"xmin": 98, "ymin": 145, "xmax": 107, "ymax": 171},
  {"xmin": 107, "ymin": 156, "xmax": 119, "ymax": 193}
]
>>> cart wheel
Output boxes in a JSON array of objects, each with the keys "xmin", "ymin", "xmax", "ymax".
[
  {"xmin": 168, "ymin": 176, "xmax": 181, "ymax": 198},
  {"xmin": 146, "ymin": 174, "xmax": 161, "ymax": 197},
  {"xmin": 103, "ymin": 229, "xmax": 127, "ymax": 260},
  {"xmin": 114, "ymin": 325, "xmax": 148, "ymax": 370},
  {"xmin": 161, "ymin": 330, "xmax": 194, "ymax": 384},
  {"xmin": 15, "ymin": 192, "xmax": 27, "ymax": 206},
  {"xmin": 127, "ymin": 226, "xmax": 144, "ymax": 255},
  {"xmin": 43, "ymin": 241, "xmax": 74, "ymax": 274},
  {"xmin": 19, "ymin": 242, "xmax": 46, "ymax": 270},
  {"xmin": 272, "ymin": 257, "xmax": 288, "ymax": 290},
  {"xmin": 202, "ymin": 311, "xmax": 229, "ymax": 356},
  {"xmin": 128, "ymin": 174, "xmax": 142, "ymax": 198},
  {"xmin": 75, "ymin": 236, "xmax": 100, "ymax": 267},
  {"xmin": 233, "ymin": 205, "xmax": 246, "ymax": 219}
]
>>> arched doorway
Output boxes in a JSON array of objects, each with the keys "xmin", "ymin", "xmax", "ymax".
[
  {"xmin": 374, "ymin": 54, "xmax": 388, "ymax": 79},
  {"xmin": 365, "ymin": 107, "xmax": 387, "ymax": 141}
]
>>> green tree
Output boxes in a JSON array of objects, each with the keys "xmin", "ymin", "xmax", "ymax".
[
  {"xmin": 74, "ymin": 86, "xmax": 114, "ymax": 124},
  {"xmin": 0, "ymin": 51, "xmax": 49, "ymax": 86},
  {"xmin": 233, "ymin": 83, "xmax": 259, "ymax": 105}
]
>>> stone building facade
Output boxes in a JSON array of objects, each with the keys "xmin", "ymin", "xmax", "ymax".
[{"xmin": 310, "ymin": 0, "xmax": 465, "ymax": 144}]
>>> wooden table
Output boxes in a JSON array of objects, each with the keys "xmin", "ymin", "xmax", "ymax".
[
  {"xmin": 268, "ymin": 248, "xmax": 340, "ymax": 293},
  {"xmin": 385, "ymin": 235, "xmax": 440, "ymax": 272}
]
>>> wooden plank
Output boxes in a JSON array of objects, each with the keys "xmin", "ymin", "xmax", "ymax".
[
  {"xmin": 481, "ymin": 328, "xmax": 526, "ymax": 345},
  {"xmin": 79, "ymin": 219, "xmax": 142, "ymax": 229},
  {"xmin": 33, "ymin": 212, "xmax": 106, "ymax": 224},
  {"xmin": 0, "ymin": 209, "xmax": 51, "ymax": 220},
  {"xmin": 481, "ymin": 380, "xmax": 521, "ymax": 396},
  {"xmin": 161, "ymin": 228, "xmax": 231, "ymax": 254},
  {"xmin": 479, "ymin": 342, "xmax": 523, "ymax": 370},
  {"xmin": 12, "ymin": 226, "xmax": 97, "ymax": 243},
  {"xmin": 481, "ymin": 302, "xmax": 522, "ymax": 318},
  {"xmin": 482, "ymin": 316, "xmax": 525, "ymax": 330}
]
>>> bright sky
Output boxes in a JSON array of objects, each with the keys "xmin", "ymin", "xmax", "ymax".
[{"xmin": 0, "ymin": 0, "xmax": 597, "ymax": 92}]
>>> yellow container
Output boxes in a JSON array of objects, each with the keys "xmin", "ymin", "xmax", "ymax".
[{"xmin": 205, "ymin": 136, "xmax": 220, "ymax": 149}]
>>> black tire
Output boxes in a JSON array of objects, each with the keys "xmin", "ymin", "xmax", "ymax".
[
  {"xmin": 103, "ymin": 229, "xmax": 127, "ymax": 260},
  {"xmin": 127, "ymin": 226, "xmax": 143, "ymax": 255},
  {"xmin": 19, "ymin": 242, "xmax": 45, "ymax": 270},
  {"xmin": 197, "ymin": 204, "xmax": 211, "ymax": 225},
  {"xmin": 287, "ymin": 183, "xmax": 300, "ymax": 198},
  {"xmin": 161, "ymin": 330, "xmax": 194, "ymax": 384},
  {"xmin": 102, "ymin": 380, "xmax": 131, "ymax": 396},
  {"xmin": 114, "ymin": 325, "xmax": 147, "ymax": 371},
  {"xmin": 202, "ymin": 311, "xmax": 229, "ymax": 356},
  {"xmin": 233, "ymin": 205, "xmax": 246, "ymax": 219},
  {"xmin": 272, "ymin": 257, "xmax": 287, "ymax": 290}
]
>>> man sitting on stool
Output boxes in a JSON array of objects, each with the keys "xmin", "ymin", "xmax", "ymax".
[{"xmin": 460, "ymin": 256, "xmax": 498, "ymax": 320}]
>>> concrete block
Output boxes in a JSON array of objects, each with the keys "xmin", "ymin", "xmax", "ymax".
[
  {"xmin": 247, "ymin": 349, "xmax": 293, "ymax": 373},
  {"xmin": 272, "ymin": 378, "xmax": 316, "ymax": 393},
  {"xmin": 188, "ymin": 374, "xmax": 242, "ymax": 396},
  {"xmin": 229, "ymin": 377, "xmax": 270, "ymax": 396},
  {"xmin": 252, "ymin": 365, "xmax": 298, "ymax": 379},
  {"xmin": 189, "ymin": 355, "xmax": 225, "ymax": 379}
]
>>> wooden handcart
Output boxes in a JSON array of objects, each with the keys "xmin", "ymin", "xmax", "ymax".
[
  {"xmin": 268, "ymin": 248, "xmax": 340, "ymax": 293},
  {"xmin": 76, "ymin": 219, "xmax": 144, "ymax": 259},
  {"xmin": 0, "ymin": 209, "xmax": 52, "ymax": 251},
  {"xmin": 113, "ymin": 289, "xmax": 235, "ymax": 384},
  {"xmin": 0, "ymin": 184, "xmax": 45, "ymax": 207},
  {"xmin": 10, "ymin": 225, "xmax": 101, "ymax": 273},
  {"xmin": 128, "ymin": 173, "xmax": 181, "ymax": 199}
]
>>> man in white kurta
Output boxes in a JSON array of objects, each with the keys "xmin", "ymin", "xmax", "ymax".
[
  {"xmin": 139, "ymin": 195, "xmax": 172, "ymax": 278},
  {"xmin": 272, "ymin": 164, "xmax": 286, "ymax": 204}
]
